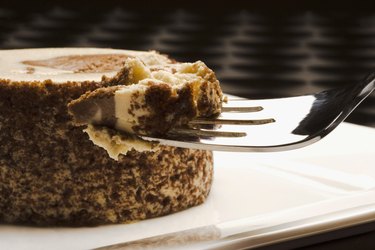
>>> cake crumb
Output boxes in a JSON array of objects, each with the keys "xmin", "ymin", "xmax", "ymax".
[{"xmin": 84, "ymin": 125, "xmax": 158, "ymax": 160}]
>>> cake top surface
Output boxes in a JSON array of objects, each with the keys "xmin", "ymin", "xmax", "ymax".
[{"xmin": 0, "ymin": 48, "xmax": 172, "ymax": 83}]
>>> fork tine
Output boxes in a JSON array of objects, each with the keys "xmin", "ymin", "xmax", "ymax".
[
  {"xmin": 221, "ymin": 99, "xmax": 264, "ymax": 113},
  {"xmin": 190, "ymin": 99, "xmax": 275, "ymax": 125},
  {"xmin": 221, "ymin": 106, "xmax": 263, "ymax": 112},
  {"xmin": 189, "ymin": 118, "xmax": 275, "ymax": 125},
  {"xmin": 170, "ymin": 128, "xmax": 247, "ymax": 137}
]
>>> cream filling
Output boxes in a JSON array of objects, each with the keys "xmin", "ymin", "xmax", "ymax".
[
  {"xmin": 112, "ymin": 58, "xmax": 206, "ymax": 134},
  {"xmin": 84, "ymin": 125, "xmax": 157, "ymax": 160},
  {"xmin": 114, "ymin": 84, "xmax": 150, "ymax": 133}
]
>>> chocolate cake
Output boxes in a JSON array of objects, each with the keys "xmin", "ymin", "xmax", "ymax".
[{"xmin": 0, "ymin": 48, "xmax": 222, "ymax": 226}]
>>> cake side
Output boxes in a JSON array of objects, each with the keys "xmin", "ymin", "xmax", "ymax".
[
  {"xmin": 0, "ymin": 48, "xmax": 214, "ymax": 226},
  {"xmin": 0, "ymin": 78, "xmax": 213, "ymax": 226}
]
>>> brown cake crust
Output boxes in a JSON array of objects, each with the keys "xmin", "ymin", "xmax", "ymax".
[{"xmin": 0, "ymin": 77, "xmax": 213, "ymax": 226}]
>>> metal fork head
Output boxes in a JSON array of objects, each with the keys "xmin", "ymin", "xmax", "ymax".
[{"xmin": 140, "ymin": 73, "xmax": 375, "ymax": 152}]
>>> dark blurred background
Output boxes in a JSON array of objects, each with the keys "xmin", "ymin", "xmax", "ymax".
[
  {"xmin": 1, "ymin": 1, "xmax": 375, "ymax": 249},
  {"xmin": 1, "ymin": 0, "xmax": 374, "ymax": 129}
]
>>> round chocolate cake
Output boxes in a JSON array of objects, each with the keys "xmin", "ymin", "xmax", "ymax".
[{"xmin": 0, "ymin": 48, "xmax": 222, "ymax": 226}]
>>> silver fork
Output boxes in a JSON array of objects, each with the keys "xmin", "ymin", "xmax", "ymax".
[{"xmin": 140, "ymin": 73, "xmax": 375, "ymax": 152}]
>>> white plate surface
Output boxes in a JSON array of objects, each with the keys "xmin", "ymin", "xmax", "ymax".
[{"xmin": 1, "ymin": 123, "xmax": 375, "ymax": 250}]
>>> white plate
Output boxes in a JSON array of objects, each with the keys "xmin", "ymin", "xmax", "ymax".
[{"xmin": 1, "ymin": 123, "xmax": 375, "ymax": 250}]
